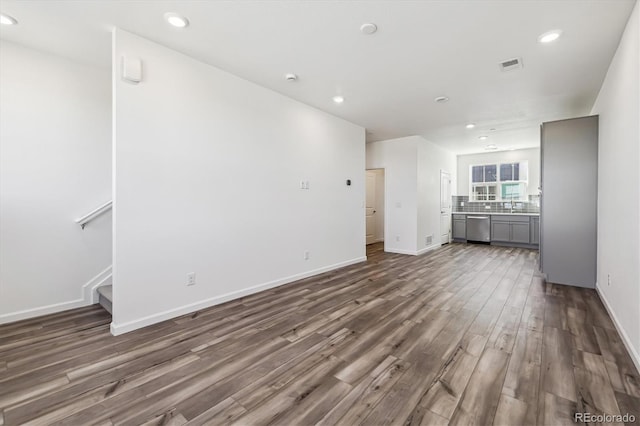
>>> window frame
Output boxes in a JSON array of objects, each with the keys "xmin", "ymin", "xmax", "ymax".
[{"xmin": 469, "ymin": 161, "xmax": 529, "ymax": 202}]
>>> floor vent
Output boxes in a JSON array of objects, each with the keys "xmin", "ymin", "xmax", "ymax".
[{"xmin": 499, "ymin": 57, "xmax": 523, "ymax": 72}]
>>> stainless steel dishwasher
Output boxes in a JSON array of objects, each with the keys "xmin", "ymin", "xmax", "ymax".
[{"xmin": 466, "ymin": 216, "xmax": 490, "ymax": 242}]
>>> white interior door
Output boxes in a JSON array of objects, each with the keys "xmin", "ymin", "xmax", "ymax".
[
  {"xmin": 440, "ymin": 170, "xmax": 452, "ymax": 244},
  {"xmin": 366, "ymin": 171, "xmax": 377, "ymax": 245}
]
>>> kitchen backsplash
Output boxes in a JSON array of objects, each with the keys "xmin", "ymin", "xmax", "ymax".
[{"xmin": 452, "ymin": 195, "xmax": 540, "ymax": 214}]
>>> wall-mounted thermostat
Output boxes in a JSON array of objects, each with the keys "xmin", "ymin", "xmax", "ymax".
[{"xmin": 121, "ymin": 55, "xmax": 142, "ymax": 84}]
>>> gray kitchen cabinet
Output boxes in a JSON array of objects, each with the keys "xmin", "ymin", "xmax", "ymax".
[
  {"xmin": 530, "ymin": 217, "xmax": 540, "ymax": 244},
  {"xmin": 452, "ymin": 215, "xmax": 466, "ymax": 240},
  {"xmin": 491, "ymin": 215, "xmax": 533, "ymax": 244},
  {"xmin": 491, "ymin": 221, "xmax": 511, "ymax": 242},
  {"xmin": 541, "ymin": 116, "xmax": 597, "ymax": 288},
  {"xmin": 511, "ymin": 222, "xmax": 530, "ymax": 244}
]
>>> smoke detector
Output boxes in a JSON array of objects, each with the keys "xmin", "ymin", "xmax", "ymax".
[
  {"xmin": 285, "ymin": 73, "xmax": 298, "ymax": 82},
  {"xmin": 499, "ymin": 57, "xmax": 523, "ymax": 72},
  {"xmin": 360, "ymin": 23, "xmax": 377, "ymax": 35}
]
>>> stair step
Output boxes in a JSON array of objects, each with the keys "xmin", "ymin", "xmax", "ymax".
[
  {"xmin": 97, "ymin": 285, "xmax": 112, "ymax": 302},
  {"xmin": 97, "ymin": 285, "xmax": 112, "ymax": 314}
]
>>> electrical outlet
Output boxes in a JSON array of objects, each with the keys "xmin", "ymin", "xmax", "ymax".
[
  {"xmin": 304, "ymin": 251, "xmax": 310, "ymax": 260},
  {"xmin": 426, "ymin": 235, "xmax": 432, "ymax": 245},
  {"xmin": 395, "ymin": 236, "xmax": 400, "ymax": 242},
  {"xmin": 187, "ymin": 272, "xmax": 196, "ymax": 286}
]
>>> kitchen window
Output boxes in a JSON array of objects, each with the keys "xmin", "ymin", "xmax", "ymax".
[
  {"xmin": 469, "ymin": 161, "xmax": 528, "ymax": 201},
  {"xmin": 471, "ymin": 165, "xmax": 497, "ymax": 200}
]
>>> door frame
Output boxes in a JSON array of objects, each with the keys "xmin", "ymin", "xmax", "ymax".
[
  {"xmin": 440, "ymin": 169, "xmax": 452, "ymax": 245},
  {"xmin": 365, "ymin": 168, "xmax": 386, "ymax": 249}
]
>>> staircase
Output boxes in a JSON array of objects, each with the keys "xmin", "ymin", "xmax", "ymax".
[
  {"xmin": 76, "ymin": 202, "xmax": 114, "ymax": 316},
  {"xmin": 97, "ymin": 285, "xmax": 113, "ymax": 314}
]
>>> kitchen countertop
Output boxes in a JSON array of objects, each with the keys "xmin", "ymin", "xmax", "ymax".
[{"xmin": 453, "ymin": 212, "xmax": 540, "ymax": 216}]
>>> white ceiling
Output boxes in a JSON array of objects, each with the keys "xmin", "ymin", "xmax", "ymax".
[{"xmin": 0, "ymin": 0, "xmax": 635, "ymax": 154}]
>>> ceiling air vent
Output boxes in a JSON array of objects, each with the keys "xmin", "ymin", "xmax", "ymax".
[{"xmin": 499, "ymin": 57, "xmax": 523, "ymax": 72}]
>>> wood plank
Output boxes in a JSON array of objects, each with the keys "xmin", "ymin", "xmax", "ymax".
[
  {"xmin": 448, "ymin": 347, "xmax": 510, "ymax": 425},
  {"xmin": 494, "ymin": 394, "xmax": 530, "ymax": 426},
  {"xmin": 416, "ymin": 343, "xmax": 479, "ymax": 419},
  {"xmin": 502, "ymin": 327, "xmax": 542, "ymax": 403},
  {"xmin": 594, "ymin": 326, "xmax": 640, "ymax": 397},
  {"xmin": 183, "ymin": 397, "xmax": 246, "ymax": 425},
  {"xmin": 574, "ymin": 351, "xmax": 622, "ymax": 418},
  {"xmin": 542, "ymin": 326, "xmax": 577, "ymax": 402},
  {"xmin": 613, "ymin": 392, "xmax": 640, "ymax": 425},
  {"xmin": 540, "ymin": 391, "xmax": 582, "ymax": 426}
]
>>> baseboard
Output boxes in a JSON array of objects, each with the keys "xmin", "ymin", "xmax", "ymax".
[
  {"xmin": 110, "ymin": 256, "xmax": 367, "ymax": 336},
  {"xmin": 0, "ymin": 299, "xmax": 87, "ymax": 324},
  {"xmin": 82, "ymin": 265, "xmax": 113, "ymax": 304},
  {"xmin": 385, "ymin": 247, "xmax": 418, "ymax": 255},
  {"xmin": 596, "ymin": 283, "xmax": 640, "ymax": 373},
  {"xmin": 416, "ymin": 244, "xmax": 441, "ymax": 255}
]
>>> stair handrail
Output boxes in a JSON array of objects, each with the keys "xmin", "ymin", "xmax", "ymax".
[{"xmin": 76, "ymin": 200, "xmax": 112, "ymax": 229}]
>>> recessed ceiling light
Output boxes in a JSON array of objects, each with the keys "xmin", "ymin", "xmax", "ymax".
[
  {"xmin": 164, "ymin": 12, "xmax": 189, "ymax": 28},
  {"xmin": 360, "ymin": 23, "xmax": 378, "ymax": 35},
  {"xmin": 0, "ymin": 13, "xmax": 18, "ymax": 25},
  {"xmin": 434, "ymin": 96, "xmax": 449, "ymax": 103},
  {"xmin": 478, "ymin": 136, "xmax": 488, "ymax": 140},
  {"xmin": 332, "ymin": 95, "xmax": 345, "ymax": 104},
  {"xmin": 538, "ymin": 30, "xmax": 562, "ymax": 43},
  {"xmin": 285, "ymin": 73, "xmax": 298, "ymax": 82},
  {"xmin": 485, "ymin": 144, "xmax": 498, "ymax": 150},
  {"xmin": 465, "ymin": 123, "xmax": 476, "ymax": 129}
]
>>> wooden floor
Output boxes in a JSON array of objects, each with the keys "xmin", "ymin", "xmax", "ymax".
[{"xmin": 1, "ymin": 243, "xmax": 639, "ymax": 426}]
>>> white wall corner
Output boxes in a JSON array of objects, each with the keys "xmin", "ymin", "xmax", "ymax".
[
  {"xmin": 82, "ymin": 265, "xmax": 113, "ymax": 304},
  {"xmin": 596, "ymin": 283, "xmax": 640, "ymax": 373},
  {"xmin": 416, "ymin": 243, "xmax": 442, "ymax": 256}
]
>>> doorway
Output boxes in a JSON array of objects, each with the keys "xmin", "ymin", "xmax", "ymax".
[
  {"xmin": 440, "ymin": 170, "xmax": 452, "ymax": 244},
  {"xmin": 366, "ymin": 169, "xmax": 385, "ymax": 245}
]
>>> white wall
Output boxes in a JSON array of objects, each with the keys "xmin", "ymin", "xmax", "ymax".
[
  {"xmin": 417, "ymin": 138, "xmax": 457, "ymax": 253},
  {"xmin": 112, "ymin": 29, "xmax": 365, "ymax": 334},
  {"xmin": 366, "ymin": 137, "xmax": 419, "ymax": 255},
  {"xmin": 0, "ymin": 41, "xmax": 112, "ymax": 323},
  {"xmin": 366, "ymin": 135, "xmax": 456, "ymax": 255},
  {"xmin": 456, "ymin": 148, "xmax": 540, "ymax": 196},
  {"xmin": 591, "ymin": 1, "xmax": 640, "ymax": 368}
]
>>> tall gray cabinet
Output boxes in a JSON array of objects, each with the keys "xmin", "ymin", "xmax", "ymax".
[{"xmin": 540, "ymin": 115, "xmax": 598, "ymax": 288}]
